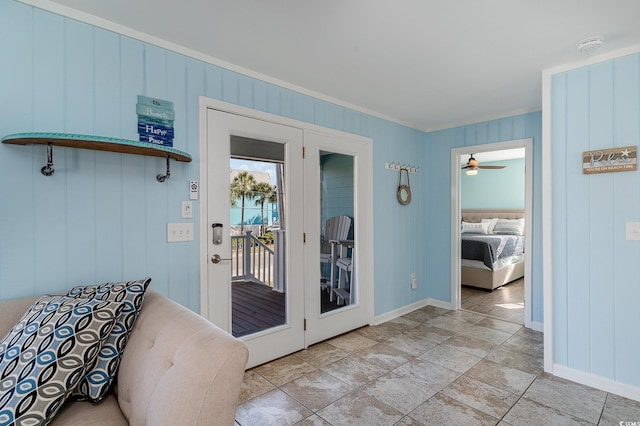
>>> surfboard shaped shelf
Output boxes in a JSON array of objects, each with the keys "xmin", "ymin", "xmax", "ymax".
[{"xmin": 2, "ymin": 132, "xmax": 192, "ymax": 182}]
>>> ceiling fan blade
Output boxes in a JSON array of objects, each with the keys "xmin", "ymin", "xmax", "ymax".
[{"xmin": 477, "ymin": 165, "xmax": 506, "ymax": 169}]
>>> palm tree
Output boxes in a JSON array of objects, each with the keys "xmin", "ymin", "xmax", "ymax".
[
  {"xmin": 252, "ymin": 182, "xmax": 278, "ymax": 235},
  {"xmin": 230, "ymin": 171, "xmax": 256, "ymax": 233}
]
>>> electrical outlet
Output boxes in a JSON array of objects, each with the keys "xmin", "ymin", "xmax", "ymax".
[{"xmin": 411, "ymin": 272, "xmax": 418, "ymax": 289}]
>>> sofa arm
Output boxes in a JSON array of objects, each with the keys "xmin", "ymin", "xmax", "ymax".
[
  {"xmin": 0, "ymin": 296, "xmax": 40, "ymax": 337},
  {"xmin": 116, "ymin": 290, "xmax": 249, "ymax": 426}
]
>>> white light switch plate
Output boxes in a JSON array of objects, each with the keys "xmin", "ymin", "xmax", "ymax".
[
  {"xmin": 627, "ymin": 222, "xmax": 640, "ymax": 241},
  {"xmin": 181, "ymin": 200, "xmax": 193, "ymax": 218},
  {"xmin": 167, "ymin": 223, "xmax": 194, "ymax": 242}
]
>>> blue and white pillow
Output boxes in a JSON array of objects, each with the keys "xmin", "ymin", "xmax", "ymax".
[
  {"xmin": 67, "ymin": 278, "xmax": 151, "ymax": 402},
  {"xmin": 493, "ymin": 218, "xmax": 525, "ymax": 235},
  {"xmin": 0, "ymin": 296, "xmax": 123, "ymax": 426},
  {"xmin": 461, "ymin": 221, "xmax": 491, "ymax": 234}
]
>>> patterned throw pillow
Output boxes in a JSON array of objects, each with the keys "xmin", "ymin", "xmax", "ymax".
[
  {"xmin": 0, "ymin": 296, "xmax": 124, "ymax": 426},
  {"xmin": 67, "ymin": 278, "xmax": 151, "ymax": 402}
]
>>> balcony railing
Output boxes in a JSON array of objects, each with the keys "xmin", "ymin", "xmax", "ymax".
[{"xmin": 231, "ymin": 230, "xmax": 285, "ymax": 292}]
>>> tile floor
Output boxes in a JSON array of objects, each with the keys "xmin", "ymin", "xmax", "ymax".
[
  {"xmin": 235, "ymin": 306, "xmax": 640, "ymax": 425},
  {"xmin": 461, "ymin": 278, "xmax": 524, "ymax": 324}
]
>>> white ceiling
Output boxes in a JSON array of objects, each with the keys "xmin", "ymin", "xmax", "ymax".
[
  {"xmin": 40, "ymin": 0, "xmax": 640, "ymax": 131},
  {"xmin": 460, "ymin": 148, "xmax": 525, "ymax": 166}
]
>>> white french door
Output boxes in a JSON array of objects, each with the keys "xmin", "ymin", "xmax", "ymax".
[
  {"xmin": 303, "ymin": 130, "xmax": 373, "ymax": 346},
  {"xmin": 200, "ymin": 101, "xmax": 373, "ymax": 368},
  {"xmin": 204, "ymin": 108, "xmax": 304, "ymax": 368}
]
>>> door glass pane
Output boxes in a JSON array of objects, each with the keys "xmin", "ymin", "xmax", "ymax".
[
  {"xmin": 229, "ymin": 137, "xmax": 286, "ymax": 337},
  {"xmin": 319, "ymin": 151, "xmax": 355, "ymax": 313}
]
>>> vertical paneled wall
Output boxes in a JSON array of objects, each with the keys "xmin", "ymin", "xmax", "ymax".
[
  {"xmin": 0, "ymin": 1, "xmax": 427, "ymax": 316},
  {"xmin": 424, "ymin": 112, "xmax": 543, "ymax": 323},
  {"xmin": 551, "ymin": 53, "xmax": 640, "ymax": 387}
]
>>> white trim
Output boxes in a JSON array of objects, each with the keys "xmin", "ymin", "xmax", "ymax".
[
  {"xmin": 553, "ymin": 364, "xmax": 640, "ymax": 402},
  {"xmin": 198, "ymin": 98, "xmax": 209, "ymax": 318},
  {"xmin": 541, "ymin": 67, "xmax": 554, "ymax": 374},
  {"xmin": 543, "ymin": 43, "xmax": 640, "ymax": 76},
  {"xmin": 426, "ymin": 298, "xmax": 455, "ymax": 311},
  {"xmin": 427, "ymin": 107, "xmax": 542, "ymax": 133},
  {"xmin": 531, "ymin": 321, "xmax": 544, "ymax": 333},
  {"xmin": 17, "ymin": 0, "xmax": 414, "ymax": 130},
  {"xmin": 372, "ymin": 298, "xmax": 453, "ymax": 326},
  {"xmin": 450, "ymin": 139, "xmax": 534, "ymax": 327}
]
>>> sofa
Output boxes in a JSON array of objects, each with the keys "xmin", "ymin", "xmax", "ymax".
[{"xmin": 0, "ymin": 289, "xmax": 249, "ymax": 426}]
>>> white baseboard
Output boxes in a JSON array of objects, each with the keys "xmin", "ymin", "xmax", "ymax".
[
  {"xmin": 425, "ymin": 298, "xmax": 454, "ymax": 311},
  {"xmin": 531, "ymin": 321, "xmax": 543, "ymax": 332},
  {"xmin": 373, "ymin": 298, "xmax": 453, "ymax": 325},
  {"xmin": 553, "ymin": 364, "xmax": 640, "ymax": 402}
]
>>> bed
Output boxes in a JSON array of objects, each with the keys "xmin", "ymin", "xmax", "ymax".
[{"xmin": 461, "ymin": 209, "xmax": 525, "ymax": 291}]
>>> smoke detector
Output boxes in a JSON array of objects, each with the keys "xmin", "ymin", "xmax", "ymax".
[{"xmin": 576, "ymin": 36, "xmax": 604, "ymax": 53}]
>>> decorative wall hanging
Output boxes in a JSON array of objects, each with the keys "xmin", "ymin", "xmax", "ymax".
[
  {"xmin": 397, "ymin": 167, "xmax": 412, "ymax": 205},
  {"xmin": 582, "ymin": 145, "xmax": 636, "ymax": 174}
]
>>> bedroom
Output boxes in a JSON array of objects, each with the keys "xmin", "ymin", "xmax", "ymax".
[{"xmin": 458, "ymin": 148, "xmax": 527, "ymax": 324}]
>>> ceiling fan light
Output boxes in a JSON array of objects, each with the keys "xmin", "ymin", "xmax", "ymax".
[{"xmin": 466, "ymin": 169, "xmax": 478, "ymax": 176}]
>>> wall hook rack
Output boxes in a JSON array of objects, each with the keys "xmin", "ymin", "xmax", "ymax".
[
  {"xmin": 1, "ymin": 132, "xmax": 191, "ymax": 183},
  {"xmin": 385, "ymin": 162, "xmax": 419, "ymax": 173}
]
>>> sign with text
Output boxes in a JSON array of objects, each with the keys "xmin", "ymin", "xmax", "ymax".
[{"xmin": 582, "ymin": 145, "xmax": 637, "ymax": 174}]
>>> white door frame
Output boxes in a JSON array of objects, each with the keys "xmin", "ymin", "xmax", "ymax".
[
  {"xmin": 450, "ymin": 138, "xmax": 533, "ymax": 328},
  {"xmin": 198, "ymin": 96, "xmax": 374, "ymax": 345}
]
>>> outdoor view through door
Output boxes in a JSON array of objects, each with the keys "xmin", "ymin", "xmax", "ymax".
[
  {"xmin": 229, "ymin": 136, "xmax": 286, "ymax": 337},
  {"xmin": 319, "ymin": 151, "xmax": 355, "ymax": 314}
]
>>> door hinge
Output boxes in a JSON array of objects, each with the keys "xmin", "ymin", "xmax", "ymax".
[
  {"xmin": 303, "ymin": 232, "xmax": 306, "ymax": 243},
  {"xmin": 302, "ymin": 146, "xmax": 305, "ymax": 159},
  {"xmin": 304, "ymin": 318, "xmax": 307, "ymax": 331}
]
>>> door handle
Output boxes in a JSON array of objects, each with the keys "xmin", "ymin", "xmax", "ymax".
[{"xmin": 211, "ymin": 254, "xmax": 231, "ymax": 264}]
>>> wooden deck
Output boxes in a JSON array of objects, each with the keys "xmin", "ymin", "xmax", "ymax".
[
  {"xmin": 232, "ymin": 281, "xmax": 285, "ymax": 337},
  {"xmin": 231, "ymin": 281, "xmax": 343, "ymax": 337}
]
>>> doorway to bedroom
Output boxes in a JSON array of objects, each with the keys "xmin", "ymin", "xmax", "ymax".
[{"xmin": 451, "ymin": 139, "xmax": 533, "ymax": 327}]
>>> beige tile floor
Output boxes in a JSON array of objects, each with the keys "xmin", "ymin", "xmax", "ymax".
[{"xmin": 235, "ymin": 306, "xmax": 640, "ymax": 425}]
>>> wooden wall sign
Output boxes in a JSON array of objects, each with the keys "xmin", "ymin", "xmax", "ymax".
[{"xmin": 582, "ymin": 145, "xmax": 637, "ymax": 174}]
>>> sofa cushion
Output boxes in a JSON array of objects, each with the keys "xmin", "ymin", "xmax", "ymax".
[
  {"xmin": 0, "ymin": 295, "xmax": 123, "ymax": 426},
  {"xmin": 66, "ymin": 278, "xmax": 151, "ymax": 402},
  {"xmin": 50, "ymin": 394, "xmax": 127, "ymax": 426}
]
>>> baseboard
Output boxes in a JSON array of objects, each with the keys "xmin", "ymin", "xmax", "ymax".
[
  {"xmin": 531, "ymin": 321, "xmax": 543, "ymax": 332},
  {"xmin": 553, "ymin": 364, "xmax": 640, "ymax": 402},
  {"xmin": 426, "ymin": 298, "xmax": 454, "ymax": 310},
  {"xmin": 372, "ymin": 298, "xmax": 453, "ymax": 325}
]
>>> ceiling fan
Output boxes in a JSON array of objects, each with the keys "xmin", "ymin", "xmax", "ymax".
[{"xmin": 461, "ymin": 154, "xmax": 506, "ymax": 172}]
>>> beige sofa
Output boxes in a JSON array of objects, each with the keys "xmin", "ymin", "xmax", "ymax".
[{"xmin": 0, "ymin": 290, "xmax": 249, "ymax": 426}]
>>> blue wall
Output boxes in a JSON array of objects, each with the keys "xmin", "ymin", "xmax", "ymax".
[
  {"xmin": 0, "ymin": 2, "xmax": 544, "ymax": 327},
  {"xmin": 461, "ymin": 158, "xmax": 525, "ymax": 209},
  {"xmin": 551, "ymin": 53, "xmax": 640, "ymax": 387},
  {"xmin": 425, "ymin": 112, "xmax": 543, "ymax": 324},
  {"xmin": 0, "ymin": 1, "xmax": 426, "ymax": 316}
]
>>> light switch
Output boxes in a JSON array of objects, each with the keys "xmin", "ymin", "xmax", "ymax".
[
  {"xmin": 627, "ymin": 222, "xmax": 640, "ymax": 241},
  {"xmin": 182, "ymin": 201, "xmax": 193, "ymax": 218},
  {"xmin": 167, "ymin": 223, "xmax": 194, "ymax": 242}
]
